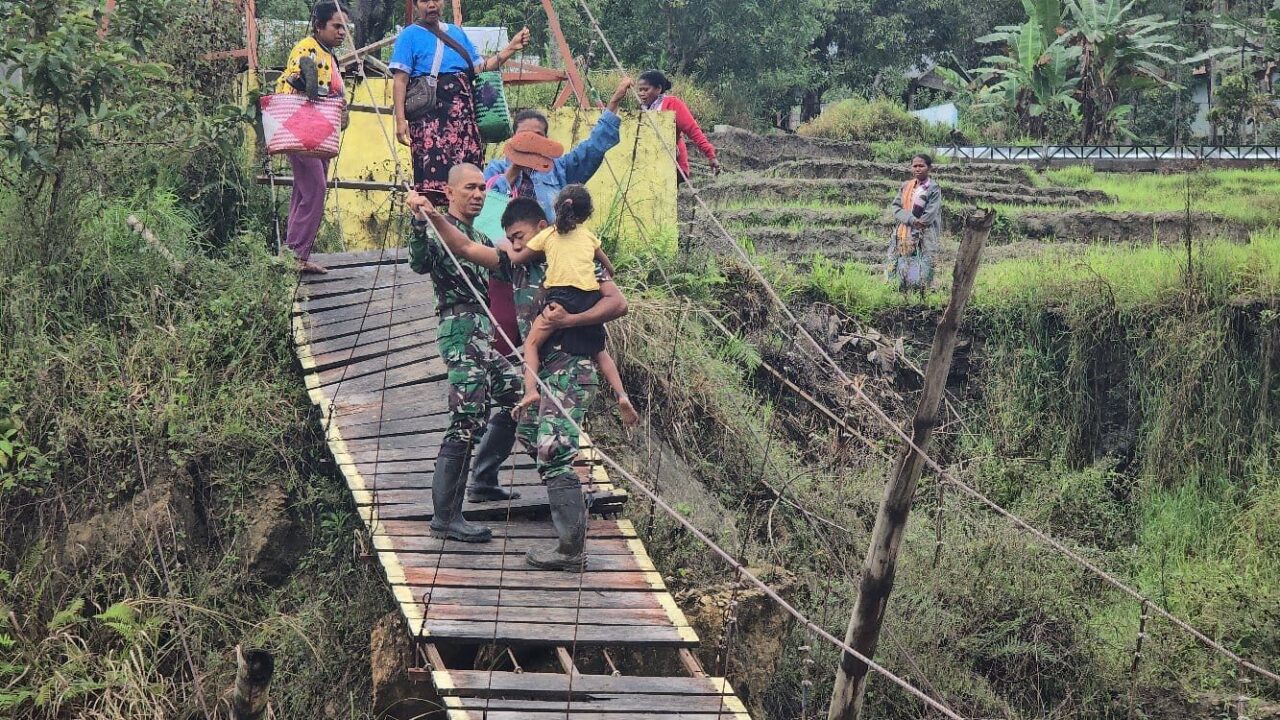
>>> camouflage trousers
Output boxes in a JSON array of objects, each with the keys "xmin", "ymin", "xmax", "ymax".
[
  {"xmin": 437, "ymin": 310, "xmax": 522, "ymax": 445},
  {"xmin": 526, "ymin": 350, "xmax": 599, "ymax": 482}
]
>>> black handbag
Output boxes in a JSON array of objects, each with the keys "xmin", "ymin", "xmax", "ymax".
[{"xmin": 404, "ymin": 22, "xmax": 477, "ymax": 121}]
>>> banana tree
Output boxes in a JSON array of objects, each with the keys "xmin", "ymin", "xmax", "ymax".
[
  {"xmin": 1063, "ymin": 0, "xmax": 1183, "ymax": 141},
  {"xmin": 973, "ymin": 0, "xmax": 1083, "ymax": 138}
]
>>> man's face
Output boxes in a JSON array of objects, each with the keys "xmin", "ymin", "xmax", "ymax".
[
  {"xmin": 911, "ymin": 158, "xmax": 930, "ymax": 181},
  {"xmin": 514, "ymin": 117, "xmax": 549, "ymax": 136},
  {"xmin": 445, "ymin": 166, "xmax": 487, "ymax": 220},
  {"xmin": 504, "ymin": 219, "xmax": 547, "ymax": 251}
]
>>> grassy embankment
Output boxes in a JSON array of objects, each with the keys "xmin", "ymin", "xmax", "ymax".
[
  {"xmin": 605, "ymin": 166, "xmax": 1279, "ymax": 718},
  {"xmin": 0, "ymin": 1, "xmax": 391, "ymax": 716}
]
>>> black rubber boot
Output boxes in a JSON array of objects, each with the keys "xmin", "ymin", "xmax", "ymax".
[
  {"xmin": 430, "ymin": 440, "xmax": 492, "ymax": 543},
  {"xmin": 525, "ymin": 474, "xmax": 587, "ymax": 572},
  {"xmin": 298, "ymin": 55, "xmax": 320, "ymax": 101},
  {"xmin": 467, "ymin": 413, "xmax": 522, "ymax": 503}
]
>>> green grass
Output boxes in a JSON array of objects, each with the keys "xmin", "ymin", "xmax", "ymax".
[
  {"xmin": 1045, "ymin": 167, "xmax": 1280, "ymax": 225},
  {"xmin": 972, "ymin": 228, "xmax": 1280, "ymax": 310}
]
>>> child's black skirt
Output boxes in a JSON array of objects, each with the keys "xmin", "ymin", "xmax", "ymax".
[{"xmin": 539, "ymin": 286, "xmax": 606, "ymax": 357}]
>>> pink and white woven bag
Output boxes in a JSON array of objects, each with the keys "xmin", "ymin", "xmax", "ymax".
[{"xmin": 260, "ymin": 93, "xmax": 344, "ymax": 158}]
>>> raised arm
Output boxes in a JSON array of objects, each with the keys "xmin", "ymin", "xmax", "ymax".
[{"xmin": 558, "ymin": 84, "xmax": 625, "ymax": 184}]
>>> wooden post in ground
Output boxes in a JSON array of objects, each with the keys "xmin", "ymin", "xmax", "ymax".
[
  {"xmin": 827, "ymin": 208, "xmax": 996, "ymax": 720},
  {"xmin": 229, "ymin": 646, "xmax": 274, "ymax": 720}
]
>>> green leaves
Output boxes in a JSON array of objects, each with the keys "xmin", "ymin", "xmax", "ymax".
[{"xmin": 0, "ymin": 0, "xmax": 178, "ymax": 178}]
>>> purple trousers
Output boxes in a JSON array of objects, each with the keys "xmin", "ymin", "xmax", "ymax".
[{"xmin": 286, "ymin": 154, "xmax": 329, "ymax": 261}]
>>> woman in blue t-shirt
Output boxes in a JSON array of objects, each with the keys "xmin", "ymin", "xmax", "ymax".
[{"xmin": 391, "ymin": 0, "xmax": 528, "ymax": 205}]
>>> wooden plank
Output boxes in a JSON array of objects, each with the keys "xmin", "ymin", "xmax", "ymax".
[
  {"xmin": 434, "ymin": 671, "xmax": 734, "ymax": 698},
  {"xmin": 375, "ymin": 536, "xmax": 639, "ymax": 556},
  {"xmin": 331, "ymin": 415, "xmax": 455, "ymax": 443},
  {"xmin": 355, "ymin": 488, "xmax": 627, "ymax": 522},
  {"xmin": 305, "ymin": 333, "xmax": 438, "ymax": 374},
  {"xmin": 306, "ymin": 315, "xmax": 439, "ymax": 359},
  {"xmin": 294, "ymin": 279, "xmax": 427, "ymax": 315},
  {"xmin": 394, "ymin": 587, "xmax": 665, "ymax": 610},
  {"xmin": 307, "ymin": 248, "xmax": 407, "ymax": 269},
  {"xmin": 309, "ymin": 357, "xmax": 447, "ymax": 397},
  {"xmin": 291, "ymin": 280, "xmax": 427, "ymax": 316},
  {"xmin": 296, "ymin": 267, "xmax": 430, "ymax": 298},
  {"xmin": 421, "ymin": 606, "xmax": 676, "ymax": 626},
  {"xmin": 396, "ymin": 567, "xmax": 664, "ymax": 591},
  {"xmin": 350, "ymin": 461, "xmax": 599, "ymax": 489},
  {"xmin": 307, "ymin": 344, "xmax": 442, "ymax": 388},
  {"xmin": 375, "ymin": 518, "xmax": 637, "ymax": 540},
  {"xmin": 321, "ymin": 382, "xmax": 451, "ymax": 421},
  {"xmin": 419, "ymin": 620, "xmax": 697, "ymax": 646},
  {"xmin": 446, "ymin": 712, "xmax": 749, "ymax": 720},
  {"xmin": 384, "ymin": 550, "xmax": 652, "ymax": 572},
  {"xmin": 295, "ymin": 299, "xmax": 436, "ymax": 337},
  {"xmin": 445, "ymin": 695, "xmax": 749, "ymax": 713},
  {"xmin": 297, "ymin": 259, "xmax": 411, "ymax": 283}
]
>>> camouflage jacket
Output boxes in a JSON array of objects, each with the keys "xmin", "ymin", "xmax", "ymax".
[{"xmin": 409, "ymin": 216, "xmax": 494, "ymax": 313}]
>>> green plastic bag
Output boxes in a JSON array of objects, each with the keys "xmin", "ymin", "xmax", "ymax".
[
  {"xmin": 474, "ymin": 189, "xmax": 510, "ymax": 243},
  {"xmin": 473, "ymin": 71, "xmax": 513, "ymax": 144}
]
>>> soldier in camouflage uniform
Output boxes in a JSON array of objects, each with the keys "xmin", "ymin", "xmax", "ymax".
[
  {"xmin": 421, "ymin": 195, "xmax": 628, "ymax": 571},
  {"xmin": 406, "ymin": 164, "xmax": 521, "ymax": 543}
]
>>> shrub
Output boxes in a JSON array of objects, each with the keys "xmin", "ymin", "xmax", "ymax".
[
  {"xmin": 1043, "ymin": 164, "xmax": 1096, "ymax": 188},
  {"xmin": 797, "ymin": 96, "xmax": 926, "ymax": 142}
]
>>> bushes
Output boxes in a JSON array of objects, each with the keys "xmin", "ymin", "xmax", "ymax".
[{"xmin": 798, "ymin": 96, "xmax": 943, "ymax": 143}]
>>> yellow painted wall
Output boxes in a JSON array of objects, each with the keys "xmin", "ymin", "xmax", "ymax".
[
  {"xmin": 515, "ymin": 107, "xmax": 678, "ymax": 256},
  {"xmin": 314, "ymin": 78, "xmax": 677, "ymax": 254}
]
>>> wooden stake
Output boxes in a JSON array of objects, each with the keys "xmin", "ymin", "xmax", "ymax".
[
  {"xmin": 229, "ymin": 646, "xmax": 274, "ymax": 720},
  {"xmin": 826, "ymin": 208, "xmax": 996, "ymax": 720}
]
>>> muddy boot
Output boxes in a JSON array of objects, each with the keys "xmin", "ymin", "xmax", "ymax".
[
  {"xmin": 467, "ymin": 414, "xmax": 522, "ymax": 503},
  {"xmin": 525, "ymin": 474, "xmax": 587, "ymax": 572},
  {"xmin": 430, "ymin": 440, "xmax": 492, "ymax": 543}
]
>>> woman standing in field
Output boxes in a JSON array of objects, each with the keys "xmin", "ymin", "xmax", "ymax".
[
  {"xmin": 391, "ymin": 0, "xmax": 529, "ymax": 205},
  {"xmin": 634, "ymin": 69, "xmax": 721, "ymax": 181},
  {"xmin": 275, "ymin": 1, "xmax": 350, "ymax": 274},
  {"xmin": 886, "ymin": 153, "xmax": 943, "ymax": 292}
]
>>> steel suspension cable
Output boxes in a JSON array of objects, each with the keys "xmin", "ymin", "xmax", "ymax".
[{"xmin": 570, "ymin": 0, "xmax": 1280, "ymax": 686}]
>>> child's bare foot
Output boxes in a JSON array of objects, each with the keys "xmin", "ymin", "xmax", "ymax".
[
  {"xmin": 512, "ymin": 390, "xmax": 540, "ymax": 420},
  {"xmin": 298, "ymin": 259, "xmax": 328, "ymax": 274},
  {"xmin": 617, "ymin": 395, "xmax": 639, "ymax": 427}
]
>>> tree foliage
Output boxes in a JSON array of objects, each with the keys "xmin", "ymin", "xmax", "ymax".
[{"xmin": 967, "ymin": 0, "xmax": 1182, "ymax": 141}]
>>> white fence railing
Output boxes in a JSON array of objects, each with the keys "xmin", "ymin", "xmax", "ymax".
[{"xmin": 935, "ymin": 145, "xmax": 1280, "ymax": 162}]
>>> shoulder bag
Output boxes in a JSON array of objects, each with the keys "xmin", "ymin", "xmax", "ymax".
[{"xmin": 404, "ymin": 22, "xmax": 476, "ymax": 121}]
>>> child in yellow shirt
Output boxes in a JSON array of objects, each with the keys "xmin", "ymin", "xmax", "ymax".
[{"xmin": 515, "ymin": 185, "xmax": 636, "ymax": 425}]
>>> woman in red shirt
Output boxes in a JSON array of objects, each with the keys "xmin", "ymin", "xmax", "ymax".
[{"xmin": 635, "ymin": 70, "xmax": 720, "ymax": 181}]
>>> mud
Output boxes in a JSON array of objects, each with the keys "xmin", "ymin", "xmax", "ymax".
[
  {"xmin": 686, "ymin": 223, "xmax": 884, "ymax": 262},
  {"xmin": 708, "ymin": 128, "xmax": 871, "ymax": 170},
  {"xmin": 698, "ymin": 177, "xmax": 1095, "ymax": 208},
  {"xmin": 992, "ymin": 210, "xmax": 1251, "ymax": 243},
  {"xmin": 717, "ymin": 207, "xmax": 882, "ymax": 230},
  {"xmin": 56, "ymin": 465, "xmax": 200, "ymax": 575},
  {"xmin": 767, "ymin": 158, "xmax": 1036, "ymax": 185},
  {"xmin": 370, "ymin": 611, "xmax": 437, "ymax": 719},
  {"xmin": 680, "ymin": 566, "xmax": 799, "ymax": 720}
]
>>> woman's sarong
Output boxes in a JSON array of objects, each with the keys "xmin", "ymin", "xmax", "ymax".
[{"xmin": 409, "ymin": 73, "xmax": 482, "ymax": 206}]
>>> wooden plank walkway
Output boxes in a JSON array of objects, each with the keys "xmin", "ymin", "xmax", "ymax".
[{"xmin": 293, "ymin": 249, "xmax": 752, "ymax": 719}]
